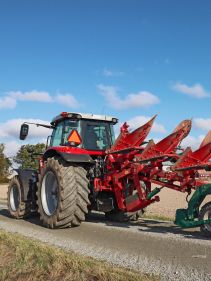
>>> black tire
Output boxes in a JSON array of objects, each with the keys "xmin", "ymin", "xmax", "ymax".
[
  {"xmin": 199, "ymin": 202, "xmax": 211, "ymax": 238},
  {"xmin": 7, "ymin": 176, "xmax": 31, "ymax": 218},
  {"xmin": 105, "ymin": 209, "xmax": 145, "ymax": 222},
  {"xmin": 37, "ymin": 157, "xmax": 90, "ymax": 229}
]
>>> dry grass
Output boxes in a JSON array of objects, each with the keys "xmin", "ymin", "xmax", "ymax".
[{"xmin": 0, "ymin": 230, "xmax": 159, "ymax": 281}]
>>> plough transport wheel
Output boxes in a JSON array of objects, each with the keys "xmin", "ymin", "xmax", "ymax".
[
  {"xmin": 199, "ymin": 202, "xmax": 211, "ymax": 238},
  {"xmin": 37, "ymin": 157, "xmax": 90, "ymax": 229}
]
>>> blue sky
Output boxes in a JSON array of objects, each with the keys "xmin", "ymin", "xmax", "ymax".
[{"xmin": 0, "ymin": 0, "xmax": 211, "ymax": 155}]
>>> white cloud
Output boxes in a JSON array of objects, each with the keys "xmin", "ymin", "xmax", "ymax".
[
  {"xmin": 181, "ymin": 135, "xmax": 205, "ymax": 150},
  {"xmin": 194, "ymin": 118, "xmax": 211, "ymax": 131},
  {"xmin": 127, "ymin": 116, "xmax": 166, "ymax": 134},
  {"xmin": 7, "ymin": 90, "xmax": 53, "ymax": 102},
  {"xmin": 0, "ymin": 96, "xmax": 16, "ymax": 109},
  {"xmin": 4, "ymin": 141, "xmax": 21, "ymax": 157},
  {"xmin": 0, "ymin": 90, "xmax": 81, "ymax": 110},
  {"xmin": 55, "ymin": 94, "xmax": 80, "ymax": 109},
  {"xmin": 172, "ymin": 82, "xmax": 210, "ymax": 98},
  {"xmin": 103, "ymin": 68, "xmax": 125, "ymax": 77},
  {"xmin": 97, "ymin": 84, "xmax": 160, "ymax": 110},
  {"xmin": 0, "ymin": 119, "xmax": 51, "ymax": 157},
  {"xmin": 153, "ymin": 137, "xmax": 162, "ymax": 143},
  {"xmin": 0, "ymin": 118, "xmax": 51, "ymax": 139}
]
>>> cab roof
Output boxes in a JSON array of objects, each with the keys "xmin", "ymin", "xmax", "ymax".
[{"xmin": 51, "ymin": 112, "xmax": 118, "ymax": 125}]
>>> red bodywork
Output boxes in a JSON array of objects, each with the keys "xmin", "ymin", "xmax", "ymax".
[
  {"xmin": 46, "ymin": 146, "xmax": 105, "ymax": 156},
  {"xmin": 39, "ymin": 146, "xmax": 106, "ymax": 172}
]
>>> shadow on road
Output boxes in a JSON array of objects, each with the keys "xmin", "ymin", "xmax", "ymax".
[
  {"xmin": 0, "ymin": 207, "xmax": 42, "ymax": 227},
  {"xmin": 86, "ymin": 212, "xmax": 209, "ymax": 241},
  {"xmin": 0, "ymin": 207, "xmax": 209, "ymax": 241}
]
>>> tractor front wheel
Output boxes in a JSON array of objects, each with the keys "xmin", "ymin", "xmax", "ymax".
[
  {"xmin": 7, "ymin": 176, "xmax": 31, "ymax": 218},
  {"xmin": 37, "ymin": 157, "xmax": 90, "ymax": 228},
  {"xmin": 199, "ymin": 202, "xmax": 211, "ymax": 238}
]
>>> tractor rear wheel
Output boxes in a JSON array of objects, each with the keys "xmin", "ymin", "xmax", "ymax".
[
  {"xmin": 105, "ymin": 209, "xmax": 144, "ymax": 222},
  {"xmin": 7, "ymin": 176, "xmax": 31, "ymax": 218},
  {"xmin": 37, "ymin": 157, "xmax": 90, "ymax": 229},
  {"xmin": 199, "ymin": 202, "xmax": 211, "ymax": 238}
]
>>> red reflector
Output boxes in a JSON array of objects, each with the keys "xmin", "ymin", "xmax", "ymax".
[{"xmin": 67, "ymin": 130, "xmax": 82, "ymax": 145}]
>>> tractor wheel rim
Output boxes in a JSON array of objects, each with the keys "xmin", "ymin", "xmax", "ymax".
[
  {"xmin": 203, "ymin": 209, "xmax": 211, "ymax": 232},
  {"xmin": 10, "ymin": 184, "xmax": 20, "ymax": 211},
  {"xmin": 41, "ymin": 171, "xmax": 59, "ymax": 216}
]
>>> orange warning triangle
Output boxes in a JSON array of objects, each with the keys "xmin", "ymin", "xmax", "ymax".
[{"xmin": 67, "ymin": 130, "xmax": 82, "ymax": 145}]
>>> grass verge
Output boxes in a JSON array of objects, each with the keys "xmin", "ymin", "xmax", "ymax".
[{"xmin": 0, "ymin": 230, "xmax": 159, "ymax": 281}]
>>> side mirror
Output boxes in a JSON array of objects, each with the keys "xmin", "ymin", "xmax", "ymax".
[{"xmin": 20, "ymin": 123, "xmax": 29, "ymax": 140}]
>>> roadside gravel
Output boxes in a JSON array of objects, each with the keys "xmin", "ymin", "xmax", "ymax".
[{"xmin": 0, "ymin": 205, "xmax": 210, "ymax": 281}]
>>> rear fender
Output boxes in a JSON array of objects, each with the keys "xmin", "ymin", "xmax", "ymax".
[{"xmin": 43, "ymin": 149, "xmax": 95, "ymax": 165}]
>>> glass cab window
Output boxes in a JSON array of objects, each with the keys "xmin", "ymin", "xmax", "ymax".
[
  {"xmin": 63, "ymin": 120, "xmax": 80, "ymax": 145},
  {"xmin": 109, "ymin": 124, "xmax": 115, "ymax": 145},
  {"xmin": 50, "ymin": 122, "xmax": 63, "ymax": 146},
  {"xmin": 82, "ymin": 121, "xmax": 115, "ymax": 150},
  {"xmin": 51, "ymin": 120, "xmax": 80, "ymax": 147}
]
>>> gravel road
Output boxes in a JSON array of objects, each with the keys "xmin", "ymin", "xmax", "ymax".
[{"xmin": 0, "ymin": 203, "xmax": 210, "ymax": 281}]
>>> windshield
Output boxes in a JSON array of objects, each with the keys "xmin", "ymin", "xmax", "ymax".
[
  {"xmin": 50, "ymin": 119, "xmax": 80, "ymax": 147},
  {"xmin": 63, "ymin": 120, "xmax": 81, "ymax": 144}
]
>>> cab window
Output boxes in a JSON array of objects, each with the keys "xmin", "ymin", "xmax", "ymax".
[
  {"xmin": 51, "ymin": 122, "xmax": 63, "ymax": 146},
  {"xmin": 63, "ymin": 120, "xmax": 80, "ymax": 145},
  {"xmin": 109, "ymin": 124, "xmax": 116, "ymax": 145},
  {"xmin": 51, "ymin": 120, "xmax": 80, "ymax": 147},
  {"xmin": 83, "ymin": 122, "xmax": 112, "ymax": 150}
]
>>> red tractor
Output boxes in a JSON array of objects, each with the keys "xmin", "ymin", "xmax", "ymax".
[
  {"xmin": 8, "ymin": 112, "xmax": 139, "ymax": 227},
  {"xmin": 7, "ymin": 112, "xmax": 211, "ymax": 237}
]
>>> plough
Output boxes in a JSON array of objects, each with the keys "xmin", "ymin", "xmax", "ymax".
[
  {"xmin": 7, "ymin": 112, "xmax": 211, "ymax": 237},
  {"xmin": 103, "ymin": 116, "xmax": 211, "ymax": 236}
]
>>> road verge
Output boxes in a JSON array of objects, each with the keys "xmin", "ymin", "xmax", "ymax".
[{"xmin": 0, "ymin": 230, "xmax": 159, "ymax": 281}]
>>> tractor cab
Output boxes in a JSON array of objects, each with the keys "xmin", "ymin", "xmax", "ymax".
[
  {"xmin": 20, "ymin": 112, "xmax": 118, "ymax": 151},
  {"xmin": 50, "ymin": 112, "xmax": 117, "ymax": 150}
]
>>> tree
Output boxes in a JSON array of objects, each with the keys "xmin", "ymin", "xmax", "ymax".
[
  {"xmin": 13, "ymin": 143, "xmax": 46, "ymax": 170},
  {"xmin": 0, "ymin": 144, "xmax": 11, "ymax": 183}
]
